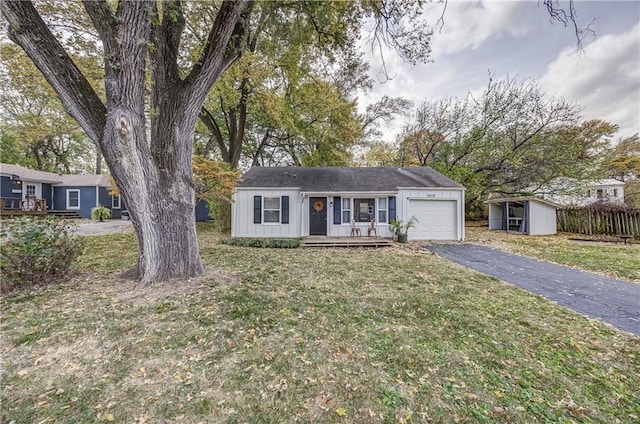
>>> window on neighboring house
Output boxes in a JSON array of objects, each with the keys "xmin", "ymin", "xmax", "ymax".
[
  {"xmin": 67, "ymin": 189, "xmax": 80, "ymax": 209},
  {"xmin": 263, "ymin": 197, "xmax": 280, "ymax": 223},
  {"xmin": 342, "ymin": 197, "xmax": 351, "ymax": 223},
  {"xmin": 613, "ymin": 188, "xmax": 618, "ymax": 198},
  {"xmin": 354, "ymin": 198, "xmax": 375, "ymax": 222},
  {"xmin": 378, "ymin": 198, "xmax": 387, "ymax": 223},
  {"xmin": 112, "ymin": 195, "xmax": 121, "ymax": 209},
  {"xmin": 596, "ymin": 189, "xmax": 606, "ymax": 200}
]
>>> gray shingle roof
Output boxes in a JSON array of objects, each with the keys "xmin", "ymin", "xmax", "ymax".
[
  {"xmin": 0, "ymin": 163, "xmax": 63, "ymax": 183},
  {"xmin": 0, "ymin": 163, "xmax": 109, "ymax": 186},
  {"xmin": 237, "ymin": 167, "xmax": 463, "ymax": 191}
]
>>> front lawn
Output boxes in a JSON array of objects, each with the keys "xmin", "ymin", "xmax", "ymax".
[
  {"xmin": 1, "ymin": 224, "xmax": 639, "ymax": 423},
  {"xmin": 466, "ymin": 225, "xmax": 640, "ymax": 282}
]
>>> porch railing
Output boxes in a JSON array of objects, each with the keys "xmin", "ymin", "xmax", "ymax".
[{"xmin": 0, "ymin": 197, "xmax": 48, "ymax": 216}]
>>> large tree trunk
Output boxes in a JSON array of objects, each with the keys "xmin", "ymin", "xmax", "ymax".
[{"xmin": 1, "ymin": 0, "xmax": 252, "ymax": 286}]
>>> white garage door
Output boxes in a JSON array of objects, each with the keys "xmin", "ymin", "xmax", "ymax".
[{"xmin": 409, "ymin": 199, "xmax": 458, "ymax": 240}]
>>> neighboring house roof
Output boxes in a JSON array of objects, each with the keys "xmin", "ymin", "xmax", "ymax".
[
  {"xmin": 59, "ymin": 174, "xmax": 110, "ymax": 187},
  {"xmin": 0, "ymin": 163, "xmax": 63, "ymax": 184},
  {"xmin": 592, "ymin": 179, "xmax": 625, "ymax": 187},
  {"xmin": 236, "ymin": 167, "xmax": 463, "ymax": 191},
  {"xmin": 485, "ymin": 196, "xmax": 563, "ymax": 209},
  {"xmin": 0, "ymin": 162, "xmax": 110, "ymax": 187}
]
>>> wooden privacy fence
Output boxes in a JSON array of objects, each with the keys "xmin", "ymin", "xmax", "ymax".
[{"xmin": 557, "ymin": 207, "xmax": 640, "ymax": 237}]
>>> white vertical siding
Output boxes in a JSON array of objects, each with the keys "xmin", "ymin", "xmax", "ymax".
[
  {"xmin": 232, "ymin": 189, "xmax": 301, "ymax": 238},
  {"xmin": 488, "ymin": 203, "xmax": 503, "ymax": 230},
  {"xmin": 528, "ymin": 201, "xmax": 557, "ymax": 235},
  {"xmin": 325, "ymin": 195, "xmax": 395, "ymax": 238},
  {"xmin": 232, "ymin": 187, "xmax": 465, "ymax": 240}
]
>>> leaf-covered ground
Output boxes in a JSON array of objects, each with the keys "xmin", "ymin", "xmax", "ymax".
[
  {"xmin": 1, "ymin": 224, "xmax": 639, "ymax": 423},
  {"xmin": 465, "ymin": 225, "xmax": 640, "ymax": 282}
]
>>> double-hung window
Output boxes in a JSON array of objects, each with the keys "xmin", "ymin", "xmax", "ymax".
[
  {"xmin": 254, "ymin": 195, "xmax": 289, "ymax": 224},
  {"xmin": 378, "ymin": 198, "xmax": 387, "ymax": 223},
  {"xmin": 112, "ymin": 195, "xmax": 121, "ymax": 209},
  {"xmin": 263, "ymin": 197, "xmax": 281, "ymax": 223},
  {"xmin": 67, "ymin": 189, "xmax": 80, "ymax": 209},
  {"xmin": 342, "ymin": 198, "xmax": 351, "ymax": 223}
]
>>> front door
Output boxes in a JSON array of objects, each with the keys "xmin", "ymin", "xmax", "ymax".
[{"xmin": 309, "ymin": 197, "xmax": 327, "ymax": 236}]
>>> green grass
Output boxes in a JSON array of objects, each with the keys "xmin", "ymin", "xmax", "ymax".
[
  {"xmin": 1, "ymin": 223, "xmax": 639, "ymax": 423},
  {"xmin": 466, "ymin": 226, "xmax": 640, "ymax": 282}
]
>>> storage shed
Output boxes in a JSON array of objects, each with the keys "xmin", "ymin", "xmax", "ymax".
[{"xmin": 486, "ymin": 196, "xmax": 560, "ymax": 235}]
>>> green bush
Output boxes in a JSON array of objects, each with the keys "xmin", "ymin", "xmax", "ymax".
[
  {"xmin": 90, "ymin": 204, "xmax": 111, "ymax": 221},
  {"xmin": 220, "ymin": 237, "xmax": 301, "ymax": 248},
  {"xmin": 0, "ymin": 217, "xmax": 84, "ymax": 292}
]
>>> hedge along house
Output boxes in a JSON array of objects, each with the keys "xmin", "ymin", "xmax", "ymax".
[
  {"xmin": 486, "ymin": 196, "xmax": 561, "ymax": 235},
  {"xmin": 232, "ymin": 167, "xmax": 466, "ymax": 241}
]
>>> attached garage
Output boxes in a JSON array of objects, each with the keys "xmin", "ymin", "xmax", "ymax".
[{"xmin": 409, "ymin": 199, "xmax": 458, "ymax": 240}]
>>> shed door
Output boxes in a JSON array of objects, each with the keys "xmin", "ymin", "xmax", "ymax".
[
  {"xmin": 309, "ymin": 197, "xmax": 327, "ymax": 236},
  {"xmin": 408, "ymin": 199, "xmax": 457, "ymax": 240}
]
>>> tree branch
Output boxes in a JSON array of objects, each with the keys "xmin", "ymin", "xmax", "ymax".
[
  {"xmin": 82, "ymin": 0, "xmax": 117, "ymax": 54},
  {"xmin": 0, "ymin": 0, "xmax": 106, "ymax": 144},
  {"xmin": 184, "ymin": 0, "xmax": 253, "ymax": 104}
]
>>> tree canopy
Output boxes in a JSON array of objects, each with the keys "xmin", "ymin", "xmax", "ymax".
[{"xmin": 395, "ymin": 76, "xmax": 618, "ymax": 211}]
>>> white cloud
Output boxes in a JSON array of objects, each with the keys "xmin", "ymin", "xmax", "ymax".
[
  {"xmin": 541, "ymin": 22, "xmax": 640, "ymax": 138},
  {"xmin": 358, "ymin": 1, "xmax": 640, "ymax": 142},
  {"xmin": 426, "ymin": 0, "xmax": 534, "ymax": 57}
]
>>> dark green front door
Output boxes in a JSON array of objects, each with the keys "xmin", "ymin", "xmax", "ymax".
[{"xmin": 309, "ymin": 197, "xmax": 327, "ymax": 235}]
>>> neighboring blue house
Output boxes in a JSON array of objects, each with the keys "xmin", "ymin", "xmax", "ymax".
[
  {"xmin": 0, "ymin": 163, "xmax": 123, "ymax": 219},
  {"xmin": 1, "ymin": 162, "xmax": 211, "ymax": 221}
]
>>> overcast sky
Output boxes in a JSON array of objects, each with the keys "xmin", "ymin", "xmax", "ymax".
[{"xmin": 358, "ymin": 0, "xmax": 640, "ymax": 143}]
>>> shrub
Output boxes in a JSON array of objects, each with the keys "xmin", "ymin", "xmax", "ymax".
[
  {"xmin": 220, "ymin": 237, "xmax": 301, "ymax": 248},
  {"xmin": 0, "ymin": 217, "xmax": 84, "ymax": 292},
  {"xmin": 90, "ymin": 204, "xmax": 111, "ymax": 221}
]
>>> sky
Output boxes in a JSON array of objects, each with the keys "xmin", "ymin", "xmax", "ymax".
[{"xmin": 358, "ymin": 0, "xmax": 640, "ymax": 143}]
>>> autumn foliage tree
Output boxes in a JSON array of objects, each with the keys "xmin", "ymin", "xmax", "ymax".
[
  {"xmin": 1, "ymin": 0, "xmax": 439, "ymax": 285},
  {"xmin": 1, "ymin": 0, "xmax": 254, "ymax": 285}
]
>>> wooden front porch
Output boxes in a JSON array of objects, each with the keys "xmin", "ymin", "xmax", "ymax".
[
  {"xmin": 301, "ymin": 236, "xmax": 393, "ymax": 248},
  {"xmin": 0, "ymin": 197, "xmax": 48, "ymax": 217}
]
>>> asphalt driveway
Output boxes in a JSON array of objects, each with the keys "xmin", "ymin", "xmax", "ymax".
[{"xmin": 424, "ymin": 243, "xmax": 640, "ymax": 336}]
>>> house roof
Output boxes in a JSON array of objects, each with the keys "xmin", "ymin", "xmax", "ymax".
[
  {"xmin": 236, "ymin": 167, "xmax": 463, "ymax": 191},
  {"xmin": 0, "ymin": 163, "xmax": 63, "ymax": 184},
  {"xmin": 59, "ymin": 174, "xmax": 110, "ymax": 187},
  {"xmin": 485, "ymin": 196, "xmax": 562, "ymax": 209},
  {"xmin": 592, "ymin": 179, "xmax": 625, "ymax": 187},
  {"xmin": 0, "ymin": 163, "xmax": 110, "ymax": 187}
]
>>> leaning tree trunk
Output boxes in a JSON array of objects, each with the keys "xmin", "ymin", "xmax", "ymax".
[{"xmin": 0, "ymin": 0, "xmax": 251, "ymax": 286}]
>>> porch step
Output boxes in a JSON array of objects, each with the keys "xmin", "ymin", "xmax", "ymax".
[
  {"xmin": 301, "ymin": 237, "xmax": 393, "ymax": 248},
  {"xmin": 47, "ymin": 210, "xmax": 81, "ymax": 219}
]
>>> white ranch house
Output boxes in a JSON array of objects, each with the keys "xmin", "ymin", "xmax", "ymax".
[{"xmin": 232, "ymin": 167, "xmax": 465, "ymax": 241}]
